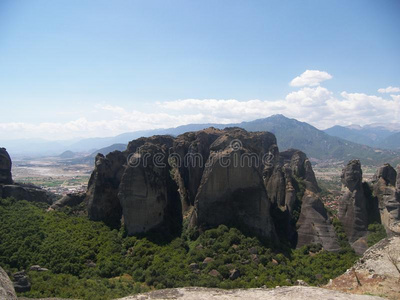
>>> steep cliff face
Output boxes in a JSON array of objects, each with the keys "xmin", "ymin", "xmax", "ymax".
[
  {"xmin": 85, "ymin": 128, "xmax": 339, "ymax": 248},
  {"xmin": 190, "ymin": 129, "xmax": 277, "ymax": 239},
  {"xmin": 267, "ymin": 149, "xmax": 339, "ymax": 251},
  {"xmin": 338, "ymin": 160, "xmax": 369, "ymax": 254},
  {"xmin": 0, "ymin": 267, "xmax": 16, "ymax": 300},
  {"xmin": 173, "ymin": 128, "xmax": 222, "ymax": 213},
  {"xmin": 118, "ymin": 139, "xmax": 182, "ymax": 236},
  {"xmin": 86, "ymin": 151, "xmax": 126, "ymax": 226},
  {"xmin": 0, "ymin": 148, "xmax": 12, "ymax": 184},
  {"xmin": 372, "ymin": 164, "xmax": 400, "ymax": 235}
]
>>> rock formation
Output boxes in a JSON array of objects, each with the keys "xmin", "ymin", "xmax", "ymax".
[
  {"xmin": 190, "ymin": 129, "xmax": 277, "ymax": 239},
  {"xmin": 86, "ymin": 151, "xmax": 126, "ymax": 227},
  {"xmin": 117, "ymin": 286, "xmax": 385, "ymax": 300},
  {"xmin": 0, "ymin": 148, "xmax": 12, "ymax": 184},
  {"xmin": 266, "ymin": 149, "xmax": 339, "ymax": 251},
  {"xmin": 86, "ymin": 128, "xmax": 339, "ymax": 248},
  {"xmin": 50, "ymin": 192, "xmax": 86, "ymax": 210},
  {"xmin": 0, "ymin": 267, "xmax": 16, "ymax": 300},
  {"xmin": 119, "ymin": 138, "xmax": 182, "ymax": 235},
  {"xmin": 338, "ymin": 160, "xmax": 369, "ymax": 254},
  {"xmin": 0, "ymin": 148, "xmax": 56, "ymax": 204},
  {"xmin": 372, "ymin": 163, "xmax": 400, "ymax": 235}
]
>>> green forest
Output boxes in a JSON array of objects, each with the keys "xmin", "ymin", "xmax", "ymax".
[{"xmin": 0, "ymin": 197, "xmax": 365, "ymax": 300}]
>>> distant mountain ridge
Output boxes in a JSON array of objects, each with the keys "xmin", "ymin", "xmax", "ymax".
[
  {"xmin": 2, "ymin": 115, "xmax": 400, "ymax": 165},
  {"xmin": 324, "ymin": 123, "xmax": 400, "ymax": 150}
]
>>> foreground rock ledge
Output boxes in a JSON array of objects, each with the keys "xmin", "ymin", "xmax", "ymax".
[{"xmin": 118, "ymin": 286, "xmax": 384, "ymax": 300}]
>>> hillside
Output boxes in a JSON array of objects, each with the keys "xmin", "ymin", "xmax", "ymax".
[
  {"xmin": 324, "ymin": 124, "xmax": 400, "ymax": 150},
  {"xmin": 64, "ymin": 115, "xmax": 400, "ymax": 166}
]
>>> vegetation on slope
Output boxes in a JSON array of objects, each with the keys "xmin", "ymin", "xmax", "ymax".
[{"xmin": 0, "ymin": 198, "xmax": 358, "ymax": 300}]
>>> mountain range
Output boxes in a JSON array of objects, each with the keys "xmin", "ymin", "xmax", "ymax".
[
  {"xmin": 2, "ymin": 115, "xmax": 400, "ymax": 166},
  {"xmin": 324, "ymin": 123, "xmax": 400, "ymax": 150}
]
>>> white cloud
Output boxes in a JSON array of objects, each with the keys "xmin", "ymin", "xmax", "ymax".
[
  {"xmin": 0, "ymin": 70, "xmax": 398, "ymax": 140},
  {"xmin": 378, "ymin": 86, "xmax": 400, "ymax": 94},
  {"xmin": 290, "ymin": 70, "xmax": 333, "ymax": 87}
]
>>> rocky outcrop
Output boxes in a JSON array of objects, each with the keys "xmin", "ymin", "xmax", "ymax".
[
  {"xmin": 296, "ymin": 190, "xmax": 340, "ymax": 251},
  {"xmin": 190, "ymin": 129, "xmax": 277, "ymax": 239},
  {"xmin": 338, "ymin": 160, "xmax": 369, "ymax": 254},
  {"xmin": 118, "ymin": 138, "xmax": 182, "ymax": 235},
  {"xmin": 173, "ymin": 128, "xmax": 221, "ymax": 212},
  {"xmin": 372, "ymin": 164, "xmax": 400, "ymax": 235},
  {"xmin": 118, "ymin": 286, "xmax": 385, "ymax": 300},
  {"xmin": 0, "ymin": 183, "xmax": 56, "ymax": 204},
  {"xmin": 12, "ymin": 270, "xmax": 30, "ymax": 293},
  {"xmin": 0, "ymin": 148, "xmax": 57, "ymax": 204},
  {"xmin": 0, "ymin": 148, "xmax": 12, "ymax": 184},
  {"xmin": 0, "ymin": 267, "xmax": 16, "ymax": 300},
  {"xmin": 50, "ymin": 192, "xmax": 86, "ymax": 210},
  {"xmin": 86, "ymin": 128, "xmax": 339, "ymax": 248},
  {"xmin": 86, "ymin": 151, "xmax": 126, "ymax": 227},
  {"xmin": 265, "ymin": 149, "xmax": 338, "ymax": 251},
  {"xmin": 328, "ymin": 236, "xmax": 400, "ymax": 299}
]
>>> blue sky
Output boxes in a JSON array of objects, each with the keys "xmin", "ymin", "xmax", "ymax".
[{"xmin": 0, "ymin": 0, "xmax": 399, "ymax": 139}]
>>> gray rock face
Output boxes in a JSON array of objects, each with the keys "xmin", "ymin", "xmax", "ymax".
[
  {"xmin": 338, "ymin": 160, "xmax": 369, "ymax": 254},
  {"xmin": 118, "ymin": 286, "xmax": 385, "ymax": 300},
  {"xmin": 86, "ymin": 151, "xmax": 126, "ymax": 226},
  {"xmin": 190, "ymin": 129, "xmax": 277, "ymax": 239},
  {"xmin": 118, "ymin": 139, "xmax": 181, "ymax": 235},
  {"xmin": 0, "ymin": 267, "xmax": 16, "ymax": 300},
  {"xmin": 50, "ymin": 192, "xmax": 86, "ymax": 210},
  {"xmin": 372, "ymin": 164, "xmax": 400, "ymax": 235},
  {"xmin": 296, "ymin": 191, "xmax": 340, "ymax": 251},
  {"xmin": 12, "ymin": 270, "xmax": 30, "ymax": 293},
  {"xmin": 0, "ymin": 148, "xmax": 12, "ymax": 184},
  {"xmin": 86, "ymin": 127, "xmax": 338, "ymax": 249},
  {"xmin": 0, "ymin": 183, "xmax": 56, "ymax": 204},
  {"xmin": 265, "ymin": 149, "xmax": 338, "ymax": 251},
  {"xmin": 173, "ymin": 128, "xmax": 222, "ymax": 212}
]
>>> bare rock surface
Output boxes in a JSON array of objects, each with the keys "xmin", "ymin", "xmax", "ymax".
[
  {"xmin": 119, "ymin": 138, "xmax": 182, "ymax": 235},
  {"xmin": 372, "ymin": 163, "xmax": 400, "ymax": 235},
  {"xmin": 328, "ymin": 236, "xmax": 400, "ymax": 300},
  {"xmin": 86, "ymin": 151, "xmax": 126, "ymax": 226},
  {"xmin": 338, "ymin": 160, "xmax": 369, "ymax": 254},
  {"xmin": 0, "ymin": 147, "xmax": 13, "ymax": 184},
  {"xmin": 190, "ymin": 128, "xmax": 277, "ymax": 239},
  {"xmin": 117, "ymin": 286, "xmax": 385, "ymax": 300},
  {"xmin": 0, "ymin": 266, "xmax": 16, "ymax": 300}
]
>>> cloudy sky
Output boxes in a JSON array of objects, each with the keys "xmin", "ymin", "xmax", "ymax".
[{"xmin": 0, "ymin": 0, "xmax": 399, "ymax": 140}]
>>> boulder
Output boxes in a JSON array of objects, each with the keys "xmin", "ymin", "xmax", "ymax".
[
  {"xmin": 12, "ymin": 270, "xmax": 30, "ymax": 293},
  {"xmin": 338, "ymin": 160, "xmax": 369, "ymax": 254},
  {"xmin": 0, "ymin": 148, "xmax": 12, "ymax": 184},
  {"xmin": 118, "ymin": 139, "xmax": 182, "ymax": 236},
  {"xmin": 0, "ymin": 267, "xmax": 16, "ymax": 300},
  {"xmin": 86, "ymin": 151, "xmax": 126, "ymax": 227},
  {"xmin": 50, "ymin": 192, "xmax": 86, "ymax": 210}
]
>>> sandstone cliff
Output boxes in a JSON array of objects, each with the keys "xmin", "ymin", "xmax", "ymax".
[
  {"xmin": 85, "ymin": 128, "xmax": 338, "ymax": 248},
  {"xmin": 338, "ymin": 160, "xmax": 370, "ymax": 254},
  {"xmin": 0, "ymin": 148, "xmax": 12, "ymax": 184},
  {"xmin": 372, "ymin": 163, "xmax": 400, "ymax": 235},
  {"xmin": 0, "ymin": 267, "xmax": 16, "ymax": 300}
]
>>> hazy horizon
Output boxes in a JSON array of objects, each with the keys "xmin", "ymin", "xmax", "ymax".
[{"xmin": 1, "ymin": 0, "xmax": 399, "ymax": 140}]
